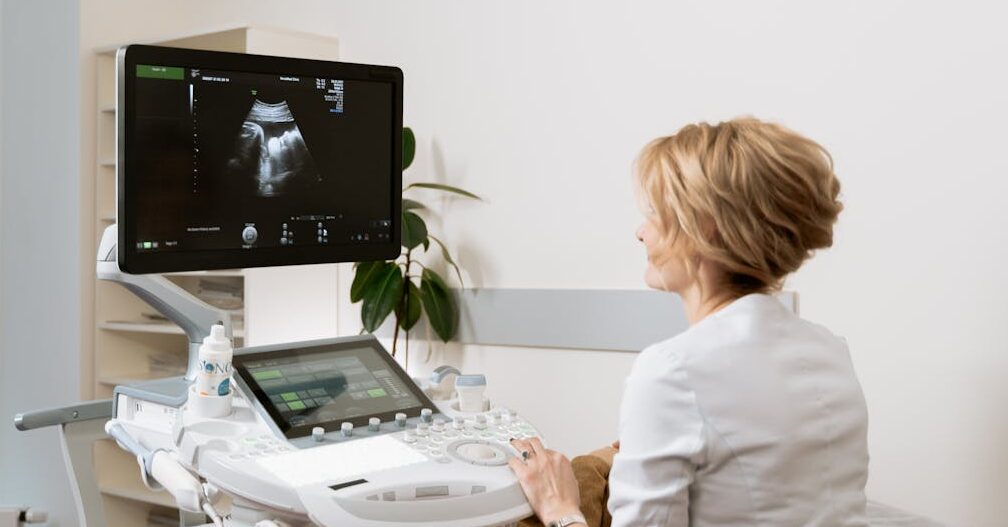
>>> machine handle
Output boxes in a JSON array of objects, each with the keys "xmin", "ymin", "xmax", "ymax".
[
  {"xmin": 13, "ymin": 400, "xmax": 112, "ymax": 431},
  {"xmin": 330, "ymin": 482, "xmax": 531, "ymax": 524}
]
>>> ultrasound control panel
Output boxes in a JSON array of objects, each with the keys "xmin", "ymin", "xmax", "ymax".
[{"xmin": 113, "ymin": 334, "xmax": 541, "ymax": 526}]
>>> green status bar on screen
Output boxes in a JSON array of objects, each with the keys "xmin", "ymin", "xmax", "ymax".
[{"xmin": 136, "ymin": 64, "xmax": 184, "ymax": 80}]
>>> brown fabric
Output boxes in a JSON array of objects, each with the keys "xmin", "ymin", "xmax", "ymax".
[{"xmin": 518, "ymin": 448, "xmax": 615, "ymax": 527}]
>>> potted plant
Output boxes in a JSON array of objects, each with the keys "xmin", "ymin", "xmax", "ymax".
[{"xmin": 350, "ymin": 127, "xmax": 480, "ymax": 358}]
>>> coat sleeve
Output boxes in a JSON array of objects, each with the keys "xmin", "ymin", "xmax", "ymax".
[{"xmin": 607, "ymin": 347, "xmax": 706, "ymax": 527}]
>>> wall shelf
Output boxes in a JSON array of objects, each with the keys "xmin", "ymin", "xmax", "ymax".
[
  {"xmin": 97, "ymin": 372, "xmax": 183, "ymax": 387},
  {"xmin": 100, "ymin": 484, "xmax": 176, "ymax": 509},
  {"xmin": 99, "ymin": 320, "xmax": 245, "ymax": 338}
]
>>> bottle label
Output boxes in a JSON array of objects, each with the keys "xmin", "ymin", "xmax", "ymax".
[
  {"xmin": 197, "ymin": 358, "xmax": 232, "ymax": 396},
  {"xmin": 201, "ymin": 360, "xmax": 232, "ymax": 375}
]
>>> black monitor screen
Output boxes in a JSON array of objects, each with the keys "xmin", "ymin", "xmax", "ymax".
[
  {"xmin": 233, "ymin": 337, "xmax": 435, "ymax": 438},
  {"xmin": 117, "ymin": 45, "xmax": 402, "ymax": 273}
]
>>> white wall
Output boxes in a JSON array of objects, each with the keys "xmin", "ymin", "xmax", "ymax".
[
  {"xmin": 70, "ymin": 2, "xmax": 1008, "ymax": 526},
  {"xmin": 0, "ymin": 0, "xmax": 82, "ymax": 525}
]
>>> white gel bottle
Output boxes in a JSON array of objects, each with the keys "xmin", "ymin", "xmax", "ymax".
[
  {"xmin": 455, "ymin": 374, "xmax": 487, "ymax": 413},
  {"xmin": 191, "ymin": 323, "xmax": 233, "ymax": 417}
]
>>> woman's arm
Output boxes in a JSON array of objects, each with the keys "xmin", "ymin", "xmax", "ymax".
[
  {"xmin": 508, "ymin": 348, "xmax": 704, "ymax": 527},
  {"xmin": 607, "ymin": 349, "xmax": 705, "ymax": 527}
]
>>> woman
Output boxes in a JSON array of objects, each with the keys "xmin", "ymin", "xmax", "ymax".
[{"xmin": 510, "ymin": 118, "xmax": 869, "ymax": 527}]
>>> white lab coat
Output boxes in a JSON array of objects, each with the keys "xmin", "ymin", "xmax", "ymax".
[{"xmin": 608, "ymin": 294, "xmax": 869, "ymax": 526}]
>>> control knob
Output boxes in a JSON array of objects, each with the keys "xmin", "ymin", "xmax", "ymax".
[
  {"xmin": 241, "ymin": 226, "xmax": 258, "ymax": 244},
  {"xmin": 368, "ymin": 417, "xmax": 381, "ymax": 432},
  {"xmin": 312, "ymin": 427, "xmax": 325, "ymax": 442},
  {"xmin": 457, "ymin": 443, "xmax": 498, "ymax": 461},
  {"xmin": 341, "ymin": 422, "xmax": 353, "ymax": 437}
]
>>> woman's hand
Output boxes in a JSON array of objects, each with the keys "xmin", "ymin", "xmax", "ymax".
[{"xmin": 508, "ymin": 437, "xmax": 584, "ymax": 525}]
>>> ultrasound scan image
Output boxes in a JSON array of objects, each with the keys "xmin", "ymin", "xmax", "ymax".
[{"xmin": 227, "ymin": 99, "xmax": 322, "ymax": 197}]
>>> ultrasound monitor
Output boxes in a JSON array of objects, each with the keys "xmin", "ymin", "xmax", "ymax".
[{"xmin": 117, "ymin": 45, "xmax": 403, "ymax": 273}]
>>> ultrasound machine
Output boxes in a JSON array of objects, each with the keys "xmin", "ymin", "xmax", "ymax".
[{"xmin": 14, "ymin": 45, "xmax": 541, "ymax": 527}]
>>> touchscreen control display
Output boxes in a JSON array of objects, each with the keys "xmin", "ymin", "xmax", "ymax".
[{"xmin": 234, "ymin": 338, "xmax": 432, "ymax": 438}]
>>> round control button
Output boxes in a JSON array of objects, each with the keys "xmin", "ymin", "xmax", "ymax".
[
  {"xmin": 420, "ymin": 408, "xmax": 433, "ymax": 423},
  {"xmin": 242, "ymin": 226, "xmax": 258, "ymax": 244},
  {"xmin": 341, "ymin": 422, "xmax": 353, "ymax": 437},
  {"xmin": 447, "ymin": 439, "xmax": 510, "ymax": 466},
  {"xmin": 368, "ymin": 417, "xmax": 381, "ymax": 432},
  {"xmin": 312, "ymin": 427, "xmax": 325, "ymax": 442},
  {"xmin": 395, "ymin": 412, "xmax": 408, "ymax": 427},
  {"xmin": 458, "ymin": 443, "xmax": 497, "ymax": 460}
]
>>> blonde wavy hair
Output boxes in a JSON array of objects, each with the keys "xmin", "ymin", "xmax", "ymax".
[{"xmin": 635, "ymin": 117, "xmax": 843, "ymax": 296}]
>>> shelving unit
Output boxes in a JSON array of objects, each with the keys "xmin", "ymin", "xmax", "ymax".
[{"xmin": 88, "ymin": 26, "xmax": 340, "ymax": 526}]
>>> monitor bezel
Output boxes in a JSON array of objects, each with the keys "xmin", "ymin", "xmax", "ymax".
[
  {"xmin": 116, "ymin": 44, "xmax": 403, "ymax": 273},
  {"xmin": 232, "ymin": 336, "xmax": 436, "ymax": 439}
]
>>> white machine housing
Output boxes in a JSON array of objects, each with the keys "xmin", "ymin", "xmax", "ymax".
[{"xmin": 108, "ymin": 335, "xmax": 540, "ymax": 527}]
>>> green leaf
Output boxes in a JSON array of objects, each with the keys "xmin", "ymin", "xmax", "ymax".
[
  {"xmin": 401, "ymin": 210, "xmax": 429, "ymax": 250},
  {"xmin": 402, "ymin": 127, "xmax": 416, "ymax": 171},
  {"xmin": 404, "ymin": 182, "xmax": 482, "ymax": 200},
  {"xmin": 428, "ymin": 234, "xmax": 464, "ymax": 287},
  {"xmin": 397, "ymin": 280, "xmax": 422, "ymax": 331},
  {"xmin": 403, "ymin": 198, "xmax": 426, "ymax": 210},
  {"xmin": 351, "ymin": 260, "xmax": 384, "ymax": 303},
  {"xmin": 420, "ymin": 268, "xmax": 458, "ymax": 342},
  {"xmin": 360, "ymin": 263, "xmax": 404, "ymax": 332}
]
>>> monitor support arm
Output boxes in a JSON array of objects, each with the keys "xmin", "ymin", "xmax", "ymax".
[{"xmin": 97, "ymin": 224, "xmax": 233, "ymax": 382}]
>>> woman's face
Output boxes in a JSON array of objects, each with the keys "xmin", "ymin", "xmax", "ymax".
[{"xmin": 636, "ymin": 214, "xmax": 692, "ymax": 293}]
